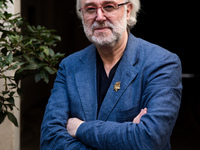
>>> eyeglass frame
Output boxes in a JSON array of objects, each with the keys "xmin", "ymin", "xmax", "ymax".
[{"xmin": 79, "ymin": 2, "xmax": 130, "ymax": 14}]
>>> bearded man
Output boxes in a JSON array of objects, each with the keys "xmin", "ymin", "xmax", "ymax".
[{"xmin": 40, "ymin": 0, "xmax": 182, "ymax": 149}]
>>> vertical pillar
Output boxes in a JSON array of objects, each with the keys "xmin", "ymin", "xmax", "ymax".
[{"xmin": 0, "ymin": 0, "xmax": 21, "ymax": 150}]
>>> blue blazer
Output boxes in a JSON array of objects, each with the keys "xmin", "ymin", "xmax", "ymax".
[{"xmin": 41, "ymin": 34, "xmax": 182, "ymax": 150}]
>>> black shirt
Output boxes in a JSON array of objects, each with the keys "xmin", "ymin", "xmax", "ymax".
[{"xmin": 96, "ymin": 51, "xmax": 121, "ymax": 114}]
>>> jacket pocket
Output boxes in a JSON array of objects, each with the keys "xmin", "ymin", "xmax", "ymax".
[{"xmin": 116, "ymin": 103, "xmax": 141, "ymax": 123}]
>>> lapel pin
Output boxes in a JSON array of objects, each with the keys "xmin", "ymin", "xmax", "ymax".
[{"xmin": 114, "ymin": 82, "xmax": 121, "ymax": 92}]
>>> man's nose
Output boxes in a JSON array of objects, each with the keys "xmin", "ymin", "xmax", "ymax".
[{"xmin": 95, "ymin": 8, "xmax": 106, "ymax": 22}]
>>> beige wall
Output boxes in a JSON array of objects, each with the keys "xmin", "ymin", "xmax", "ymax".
[{"xmin": 0, "ymin": 0, "xmax": 21, "ymax": 150}]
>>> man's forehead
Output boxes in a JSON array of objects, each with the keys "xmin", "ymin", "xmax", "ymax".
[{"xmin": 82, "ymin": 0, "xmax": 121, "ymax": 5}]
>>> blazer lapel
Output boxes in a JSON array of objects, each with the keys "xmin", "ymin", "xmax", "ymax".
[
  {"xmin": 98, "ymin": 34, "xmax": 139, "ymax": 121},
  {"xmin": 97, "ymin": 60, "xmax": 138, "ymax": 121},
  {"xmin": 75, "ymin": 34, "xmax": 139, "ymax": 121},
  {"xmin": 75, "ymin": 45, "xmax": 98, "ymax": 121}
]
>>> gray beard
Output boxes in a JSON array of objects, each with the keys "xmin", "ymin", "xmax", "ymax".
[{"xmin": 82, "ymin": 13, "xmax": 127, "ymax": 47}]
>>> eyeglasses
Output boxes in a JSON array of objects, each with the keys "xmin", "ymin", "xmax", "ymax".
[{"xmin": 79, "ymin": 2, "xmax": 129, "ymax": 15}]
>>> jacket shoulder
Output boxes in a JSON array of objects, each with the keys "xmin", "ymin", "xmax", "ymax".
[
  {"xmin": 59, "ymin": 44, "xmax": 96, "ymax": 69},
  {"xmin": 136, "ymin": 37, "xmax": 181, "ymax": 65}
]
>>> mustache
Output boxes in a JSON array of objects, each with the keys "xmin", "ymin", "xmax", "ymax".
[{"xmin": 91, "ymin": 21, "xmax": 114, "ymax": 31}]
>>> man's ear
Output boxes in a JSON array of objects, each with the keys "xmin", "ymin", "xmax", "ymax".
[{"xmin": 126, "ymin": 3, "xmax": 133, "ymax": 20}]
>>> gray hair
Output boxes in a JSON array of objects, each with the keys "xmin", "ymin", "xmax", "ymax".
[{"xmin": 76, "ymin": 0, "xmax": 141, "ymax": 29}]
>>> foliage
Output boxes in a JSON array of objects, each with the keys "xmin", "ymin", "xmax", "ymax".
[{"xmin": 0, "ymin": 0, "xmax": 65, "ymax": 126}]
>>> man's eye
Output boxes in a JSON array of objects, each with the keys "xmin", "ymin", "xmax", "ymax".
[
  {"xmin": 86, "ymin": 7, "xmax": 96, "ymax": 13},
  {"xmin": 103, "ymin": 4, "xmax": 115, "ymax": 12}
]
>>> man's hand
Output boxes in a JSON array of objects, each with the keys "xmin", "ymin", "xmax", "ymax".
[
  {"xmin": 133, "ymin": 108, "xmax": 147, "ymax": 124},
  {"xmin": 66, "ymin": 118, "xmax": 84, "ymax": 138}
]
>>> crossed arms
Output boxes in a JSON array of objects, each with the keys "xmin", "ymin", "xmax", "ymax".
[
  {"xmin": 67, "ymin": 108, "xmax": 148, "ymax": 138},
  {"xmin": 40, "ymin": 52, "xmax": 182, "ymax": 150}
]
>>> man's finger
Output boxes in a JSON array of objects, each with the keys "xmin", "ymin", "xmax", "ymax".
[{"xmin": 132, "ymin": 108, "xmax": 147, "ymax": 124}]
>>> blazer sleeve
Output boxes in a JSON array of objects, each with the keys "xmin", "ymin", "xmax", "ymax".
[
  {"xmin": 40, "ymin": 60, "xmax": 92, "ymax": 150},
  {"xmin": 76, "ymin": 53, "xmax": 182, "ymax": 150}
]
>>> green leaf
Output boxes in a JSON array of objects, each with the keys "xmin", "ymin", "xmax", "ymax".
[
  {"xmin": 43, "ymin": 76, "xmax": 49, "ymax": 83},
  {"xmin": 1, "ymin": 32, "xmax": 7, "ymax": 39},
  {"xmin": 23, "ymin": 54, "xmax": 34, "ymax": 63},
  {"xmin": 24, "ymin": 39, "xmax": 33, "ymax": 47},
  {"xmin": 35, "ymin": 72, "xmax": 41, "ymax": 83},
  {"xmin": 41, "ymin": 46, "xmax": 49, "ymax": 56},
  {"xmin": 1, "ymin": 48, "xmax": 8, "ymax": 56},
  {"xmin": 49, "ymin": 48, "xmax": 55, "ymax": 57},
  {"xmin": 17, "ymin": 88, "xmax": 22, "ymax": 96},
  {"xmin": 22, "ymin": 62, "xmax": 46, "ymax": 70},
  {"xmin": 7, "ymin": 52, "xmax": 13, "ymax": 64},
  {"xmin": 14, "ymin": 69, "xmax": 23, "ymax": 85},
  {"xmin": 39, "ymin": 52, "xmax": 45, "ymax": 59},
  {"xmin": 6, "ymin": 97, "xmax": 15, "ymax": 105},
  {"xmin": 54, "ymin": 35, "xmax": 61, "ymax": 41},
  {"xmin": 37, "ymin": 25, "xmax": 42, "ymax": 30},
  {"xmin": 8, "ymin": 64, "xmax": 18, "ymax": 70},
  {"xmin": 27, "ymin": 25, "xmax": 35, "ymax": 32},
  {"xmin": 15, "ymin": 62, "xmax": 25, "ymax": 66},
  {"xmin": 9, "ymin": 91, "xmax": 15, "ymax": 97},
  {"xmin": 9, "ymin": 0, "xmax": 14, "ymax": 4},
  {"xmin": 52, "ymin": 53, "xmax": 65, "ymax": 60},
  {"xmin": 6, "ymin": 46, "xmax": 13, "ymax": 51},
  {"xmin": 2, "ymin": 91, "xmax": 9, "ymax": 96},
  {"xmin": 22, "ymin": 63, "xmax": 38, "ymax": 70},
  {"xmin": 0, "ymin": 102, "xmax": 3, "ymax": 112},
  {"xmin": 4, "ymin": 11, "xmax": 12, "ymax": 19},
  {"xmin": 16, "ymin": 20, "xmax": 23, "ymax": 27},
  {"xmin": 44, "ymin": 66, "xmax": 56, "ymax": 75},
  {"xmin": 6, "ymin": 104, "xmax": 14, "ymax": 111},
  {"xmin": 8, "ymin": 83, "xmax": 17, "ymax": 89},
  {"xmin": 0, "ymin": 96, "xmax": 4, "ymax": 101},
  {"xmin": 40, "ymin": 70, "xmax": 49, "ymax": 83},
  {"xmin": 7, "ymin": 112, "xmax": 18, "ymax": 127},
  {"xmin": 0, "ymin": 112, "xmax": 6, "ymax": 124}
]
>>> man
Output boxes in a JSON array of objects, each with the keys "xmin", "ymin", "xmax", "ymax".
[{"xmin": 40, "ymin": 0, "xmax": 182, "ymax": 149}]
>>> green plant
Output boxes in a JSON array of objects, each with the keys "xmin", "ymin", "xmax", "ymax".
[{"xmin": 0, "ymin": 0, "xmax": 65, "ymax": 126}]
